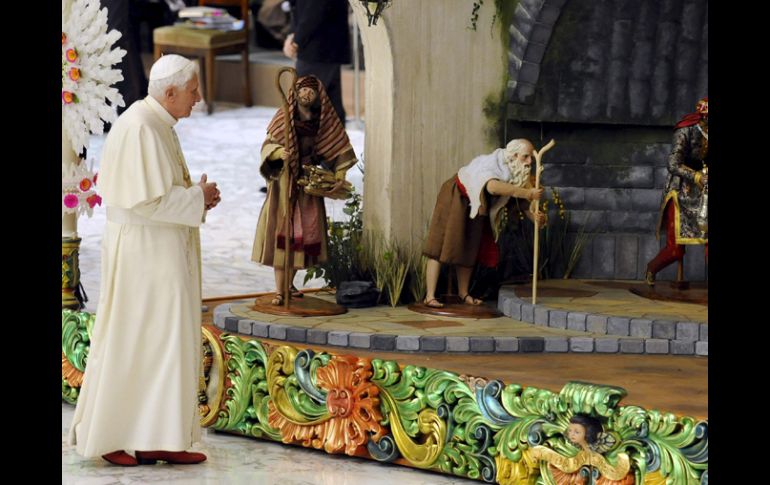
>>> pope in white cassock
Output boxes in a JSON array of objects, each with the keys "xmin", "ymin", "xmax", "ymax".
[{"xmin": 68, "ymin": 55, "xmax": 221, "ymax": 467}]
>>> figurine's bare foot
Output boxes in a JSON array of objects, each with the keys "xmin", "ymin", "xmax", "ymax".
[
  {"xmin": 461, "ymin": 294, "xmax": 483, "ymax": 306},
  {"xmin": 424, "ymin": 298, "xmax": 444, "ymax": 308},
  {"xmin": 271, "ymin": 293, "xmax": 285, "ymax": 305}
]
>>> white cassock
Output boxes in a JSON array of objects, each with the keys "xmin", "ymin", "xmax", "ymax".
[{"xmin": 68, "ymin": 95, "xmax": 205, "ymax": 457}]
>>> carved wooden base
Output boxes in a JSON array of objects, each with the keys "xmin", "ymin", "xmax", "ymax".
[
  {"xmin": 251, "ymin": 293, "xmax": 348, "ymax": 317},
  {"xmin": 407, "ymin": 300, "xmax": 502, "ymax": 319},
  {"xmin": 64, "ymin": 314, "xmax": 708, "ymax": 484}
]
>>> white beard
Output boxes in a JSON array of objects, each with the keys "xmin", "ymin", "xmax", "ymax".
[{"xmin": 507, "ymin": 157, "xmax": 531, "ymax": 187}]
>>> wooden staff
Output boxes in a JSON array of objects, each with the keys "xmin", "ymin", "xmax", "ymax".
[
  {"xmin": 276, "ymin": 67, "xmax": 297, "ymax": 309},
  {"xmin": 532, "ymin": 139, "xmax": 556, "ymax": 305}
]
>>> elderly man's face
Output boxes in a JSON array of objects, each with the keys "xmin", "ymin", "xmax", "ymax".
[
  {"xmin": 166, "ymin": 75, "xmax": 201, "ymax": 119},
  {"xmin": 507, "ymin": 142, "xmax": 534, "ymax": 167},
  {"xmin": 504, "ymin": 141, "xmax": 535, "ymax": 187}
]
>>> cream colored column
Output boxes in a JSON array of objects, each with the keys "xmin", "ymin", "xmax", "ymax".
[
  {"xmin": 62, "ymin": 124, "xmax": 79, "ymax": 239},
  {"xmin": 62, "ymin": 0, "xmax": 78, "ymax": 239},
  {"xmin": 350, "ymin": 1, "xmax": 506, "ymax": 252},
  {"xmin": 62, "ymin": 124, "xmax": 83, "ymax": 309}
]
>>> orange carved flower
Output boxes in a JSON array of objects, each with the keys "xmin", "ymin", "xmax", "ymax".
[
  {"xmin": 69, "ymin": 67, "xmax": 80, "ymax": 81},
  {"xmin": 268, "ymin": 355, "xmax": 385, "ymax": 456},
  {"xmin": 62, "ymin": 352, "xmax": 84, "ymax": 388},
  {"xmin": 66, "ymin": 48, "xmax": 78, "ymax": 62},
  {"xmin": 62, "ymin": 32, "xmax": 67, "ymax": 45}
]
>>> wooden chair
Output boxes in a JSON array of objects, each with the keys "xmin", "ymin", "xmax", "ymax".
[{"xmin": 153, "ymin": 0, "xmax": 252, "ymax": 114}]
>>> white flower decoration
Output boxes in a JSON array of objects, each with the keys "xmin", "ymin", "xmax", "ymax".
[
  {"xmin": 62, "ymin": 0, "xmax": 126, "ymax": 156},
  {"xmin": 62, "ymin": 158, "xmax": 101, "ymax": 218}
]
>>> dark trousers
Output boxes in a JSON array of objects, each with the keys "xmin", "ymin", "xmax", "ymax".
[
  {"xmin": 296, "ymin": 59, "xmax": 346, "ymax": 123},
  {"xmin": 101, "ymin": 0, "xmax": 148, "ymax": 113}
]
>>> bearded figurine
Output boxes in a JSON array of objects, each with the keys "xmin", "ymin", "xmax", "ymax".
[
  {"xmin": 422, "ymin": 139, "xmax": 544, "ymax": 308},
  {"xmin": 252, "ymin": 75, "xmax": 356, "ymax": 305}
]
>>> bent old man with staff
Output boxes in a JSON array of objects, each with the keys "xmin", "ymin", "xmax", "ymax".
[{"xmin": 422, "ymin": 138, "xmax": 547, "ymax": 308}]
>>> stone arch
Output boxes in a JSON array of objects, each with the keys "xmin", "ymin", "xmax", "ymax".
[
  {"xmin": 507, "ymin": 0, "xmax": 569, "ymax": 105},
  {"xmin": 348, "ymin": 1, "xmax": 507, "ymax": 249}
]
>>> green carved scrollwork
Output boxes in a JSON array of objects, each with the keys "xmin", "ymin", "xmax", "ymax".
[
  {"xmin": 609, "ymin": 406, "xmax": 708, "ymax": 484},
  {"xmin": 426, "ymin": 372, "xmax": 496, "ymax": 482},
  {"xmin": 486, "ymin": 381, "xmax": 708, "ymax": 484},
  {"xmin": 61, "ymin": 309, "xmax": 95, "ymax": 403},
  {"xmin": 370, "ymin": 360, "xmax": 499, "ymax": 479},
  {"xmin": 492, "ymin": 382, "xmax": 565, "ymax": 464},
  {"xmin": 370, "ymin": 361, "xmax": 657, "ymax": 483},
  {"xmin": 62, "ymin": 378, "xmax": 80, "ymax": 405},
  {"xmin": 294, "ymin": 349, "xmax": 331, "ymax": 404},
  {"xmin": 560, "ymin": 381, "xmax": 627, "ymax": 417},
  {"xmin": 371, "ymin": 360, "xmax": 427, "ymax": 433},
  {"xmin": 62, "ymin": 309, "xmax": 94, "ymax": 372},
  {"xmin": 370, "ymin": 360, "xmax": 449, "ymax": 469},
  {"xmin": 213, "ymin": 334, "xmax": 280, "ymax": 441},
  {"xmin": 267, "ymin": 346, "xmax": 330, "ymax": 424}
]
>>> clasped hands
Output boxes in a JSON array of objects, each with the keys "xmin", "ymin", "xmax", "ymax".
[{"xmin": 198, "ymin": 174, "xmax": 221, "ymax": 211}]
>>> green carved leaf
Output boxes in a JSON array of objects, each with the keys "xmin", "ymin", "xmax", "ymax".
[
  {"xmin": 372, "ymin": 362, "xmax": 432, "ymax": 437},
  {"xmin": 559, "ymin": 381, "xmax": 627, "ymax": 418},
  {"xmin": 62, "ymin": 309, "xmax": 95, "ymax": 372},
  {"xmin": 62, "ymin": 378, "xmax": 79, "ymax": 404},
  {"xmin": 642, "ymin": 411, "xmax": 708, "ymax": 483},
  {"xmin": 213, "ymin": 334, "xmax": 279, "ymax": 439}
]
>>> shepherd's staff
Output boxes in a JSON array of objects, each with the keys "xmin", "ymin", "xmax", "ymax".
[
  {"xmin": 276, "ymin": 67, "xmax": 297, "ymax": 309},
  {"xmin": 532, "ymin": 139, "xmax": 556, "ymax": 305}
]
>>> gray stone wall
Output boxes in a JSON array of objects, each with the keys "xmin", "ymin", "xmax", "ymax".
[
  {"xmin": 508, "ymin": 0, "xmax": 708, "ymax": 126},
  {"xmin": 503, "ymin": 0, "xmax": 708, "ymax": 280},
  {"xmin": 505, "ymin": 120, "xmax": 707, "ymax": 281}
]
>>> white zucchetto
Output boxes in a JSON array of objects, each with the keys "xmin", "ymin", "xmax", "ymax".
[{"xmin": 149, "ymin": 54, "xmax": 193, "ymax": 81}]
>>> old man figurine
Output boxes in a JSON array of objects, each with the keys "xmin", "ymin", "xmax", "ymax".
[
  {"xmin": 68, "ymin": 54, "xmax": 220, "ymax": 466},
  {"xmin": 422, "ymin": 139, "xmax": 544, "ymax": 308}
]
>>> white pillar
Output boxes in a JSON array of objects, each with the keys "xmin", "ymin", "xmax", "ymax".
[
  {"xmin": 62, "ymin": 124, "xmax": 79, "ymax": 239},
  {"xmin": 62, "ymin": 0, "xmax": 78, "ymax": 239}
]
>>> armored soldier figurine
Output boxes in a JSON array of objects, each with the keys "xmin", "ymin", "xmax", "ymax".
[{"xmin": 646, "ymin": 97, "xmax": 708, "ymax": 286}]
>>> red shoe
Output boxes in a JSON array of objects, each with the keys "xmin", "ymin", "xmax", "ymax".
[
  {"xmin": 101, "ymin": 450, "xmax": 138, "ymax": 466},
  {"xmin": 135, "ymin": 450, "xmax": 207, "ymax": 465}
]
